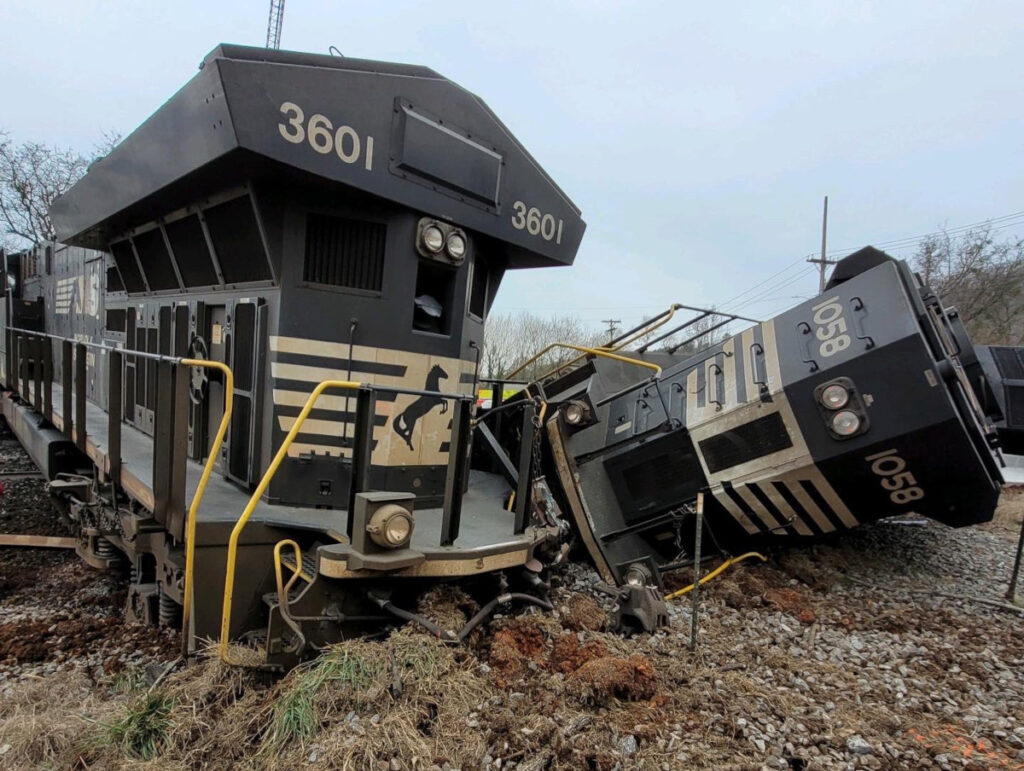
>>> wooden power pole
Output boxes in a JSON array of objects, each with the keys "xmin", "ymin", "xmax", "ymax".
[{"xmin": 807, "ymin": 196, "xmax": 836, "ymax": 293}]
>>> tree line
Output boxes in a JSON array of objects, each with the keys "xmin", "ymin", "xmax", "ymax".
[{"xmin": 2, "ymin": 130, "xmax": 1022, "ymax": 365}]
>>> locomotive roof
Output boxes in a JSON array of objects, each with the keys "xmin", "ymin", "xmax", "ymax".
[{"xmin": 49, "ymin": 44, "xmax": 584, "ymax": 268}]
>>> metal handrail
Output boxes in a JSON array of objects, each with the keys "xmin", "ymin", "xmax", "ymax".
[
  {"xmin": 218, "ymin": 378, "xmax": 362, "ymax": 662},
  {"xmin": 216, "ymin": 378, "xmax": 477, "ymax": 662},
  {"xmin": 180, "ymin": 358, "xmax": 234, "ymax": 657},
  {"xmin": 506, "ymin": 304, "xmax": 681, "ymax": 382},
  {"xmin": 507, "ymin": 343, "xmax": 662, "ymax": 381}
]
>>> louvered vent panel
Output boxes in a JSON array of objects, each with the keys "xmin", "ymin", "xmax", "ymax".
[{"xmin": 304, "ymin": 214, "xmax": 386, "ymax": 292}]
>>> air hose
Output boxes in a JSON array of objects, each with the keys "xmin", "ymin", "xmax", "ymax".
[{"xmin": 663, "ymin": 551, "xmax": 767, "ymax": 601}]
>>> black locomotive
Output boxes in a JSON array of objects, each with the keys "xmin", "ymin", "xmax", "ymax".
[{"xmin": 531, "ymin": 247, "xmax": 1007, "ymax": 588}]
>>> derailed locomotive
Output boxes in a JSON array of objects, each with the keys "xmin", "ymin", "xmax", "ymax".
[
  {"xmin": 1, "ymin": 44, "xmax": 584, "ymax": 666},
  {"xmin": 532, "ymin": 247, "xmax": 1006, "ymax": 588},
  {"xmin": 0, "ymin": 44, "xmax": 1012, "ymax": 664}
]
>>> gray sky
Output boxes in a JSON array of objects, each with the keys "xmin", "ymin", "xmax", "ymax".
[{"xmin": 3, "ymin": 1, "xmax": 1022, "ymax": 332}]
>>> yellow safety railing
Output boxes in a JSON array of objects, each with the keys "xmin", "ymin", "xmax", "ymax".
[
  {"xmin": 507, "ymin": 343, "xmax": 663, "ymax": 381},
  {"xmin": 218, "ymin": 379, "xmax": 361, "ymax": 663},
  {"xmin": 180, "ymin": 358, "xmax": 234, "ymax": 657},
  {"xmin": 663, "ymin": 552, "xmax": 767, "ymax": 601},
  {"xmin": 507, "ymin": 304, "xmax": 681, "ymax": 382},
  {"xmin": 274, "ymin": 539, "xmax": 308, "ymax": 600}
]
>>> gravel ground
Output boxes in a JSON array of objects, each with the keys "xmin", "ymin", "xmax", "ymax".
[
  {"xmin": 0, "ymin": 408, "xmax": 1022, "ymax": 768},
  {"xmin": 0, "ymin": 417, "xmax": 177, "ymax": 696}
]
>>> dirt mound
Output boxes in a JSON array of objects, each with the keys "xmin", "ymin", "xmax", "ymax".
[
  {"xmin": 488, "ymin": 617, "xmax": 548, "ymax": 686},
  {"xmin": 567, "ymin": 653, "xmax": 658, "ymax": 703},
  {"xmin": 561, "ymin": 593, "xmax": 607, "ymax": 631},
  {"xmin": 763, "ymin": 586, "xmax": 817, "ymax": 623},
  {"xmin": 551, "ymin": 633, "xmax": 608, "ymax": 673}
]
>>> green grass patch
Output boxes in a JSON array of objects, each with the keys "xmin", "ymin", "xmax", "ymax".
[{"xmin": 107, "ymin": 692, "xmax": 175, "ymax": 760}]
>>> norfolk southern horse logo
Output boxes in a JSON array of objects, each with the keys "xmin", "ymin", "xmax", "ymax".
[{"xmin": 392, "ymin": 364, "xmax": 449, "ymax": 450}]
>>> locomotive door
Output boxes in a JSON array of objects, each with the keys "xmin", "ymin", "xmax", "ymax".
[
  {"xmin": 206, "ymin": 305, "xmax": 228, "ymax": 476},
  {"xmin": 225, "ymin": 299, "xmax": 266, "ymax": 488}
]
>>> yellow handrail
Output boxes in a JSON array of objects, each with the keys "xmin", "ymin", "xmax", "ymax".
[
  {"xmin": 218, "ymin": 379, "xmax": 361, "ymax": 663},
  {"xmin": 273, "ymin": 538, "xmax": 307, "ymax": 601},
  {"xmin": 507, "ymin": 343, "xmax": 662, "ymax": 381},
  {"xmin": 179, "ymin": 358, "xmax": 234, "ymax": 657},
  {"xmin": 507, "ymin": 304, "xmax": 681, "ymax": 382}
]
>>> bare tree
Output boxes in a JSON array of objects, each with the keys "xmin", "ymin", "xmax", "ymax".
[
  {"xmin": 914, "ymin": 225, "xmax": 1024, "ymax": 345},
  {"xmin": 0, "ymin": 129, "xmax": 121, "ymax": 250},
  {"xmin": 482, "ymin": 312, "xmax": 604, "ymax": 381}
]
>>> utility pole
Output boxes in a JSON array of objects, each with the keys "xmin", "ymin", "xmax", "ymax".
[
  {"xmin": 807, "ymin": 195, "xmax": 836, "ymax": 293},
  {"xmin": 601, "ymin": 318, "xmax": 621, "ymax": 344}
]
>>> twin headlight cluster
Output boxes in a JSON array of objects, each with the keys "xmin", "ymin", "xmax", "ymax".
[
  {"xmin": 417, "ymin": 218, "xmax": 468, "ymax": 266},
  {"xmin": 815, "ymin": 377, "xmax": 869, "ymax": 439}
]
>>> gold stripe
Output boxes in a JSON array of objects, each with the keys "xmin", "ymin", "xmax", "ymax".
[
  {"xmin": 809, "ymin": 471, "xmax": 858, "ymax": 527},
  {"xmin": 285, "ymin": 442, "xmax": 353, "ymax": 459},
  {"xmin": 713, "ymin": 488, "xmax": 760, "ymax": 534},
  {"xmin": 721, "ymin": 338, "xmax": 736, "ymax": 408},
  {"xmin": 740, "ymin": 327, "xmax": 757, "ymax": 401},
  {"xmin": 761, "ymin": 319, "xmax": 783, "ymax": 392},
  {"xmin": 735, "ymin": 483, "xmax": 783, "ymax": 531},
  {"xmin": 278, "ymin": 416, "xmax": 357, "ymax": 436},
  {"xmin": 783, "ymin": 477, "xmax": 837, "ymax": 533},
  {"xmin": 272, "ymin": 361, "xmax": 408, "ymax": 388},
  {"xmin": 759, "ymin": 482, "xmax": 814, "ymax": 536},
  {"xmin": 318, "ymin": 548, "xmax": 530, "ymax": 579}
]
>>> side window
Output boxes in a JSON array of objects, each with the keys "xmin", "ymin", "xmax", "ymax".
[
  {"xmin": 413, "ymin": 260, "xmax": 456, "ymax": 335},
  {"xmin": 468, "ymin": 256, "xmax": 488, "ymax": 321}
]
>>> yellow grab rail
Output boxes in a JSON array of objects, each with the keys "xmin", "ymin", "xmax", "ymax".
[
  {"xmin": 218, "ymin": 379, "xmax": 361, "ymax": 663},
  {"xmin": 507, "ymin": 343, "xmax": 662, "ymax": 381},
  {"xmin": 179, "ymin": 358, "xmax": 234, "ymax": 657},
  {"xmin": 663, "ymin": 552, "xmax": 767, "ymax": 601},
  {"xmin": 507, "ymin": 304, "xmax": 681, "ymax": 382},
  {"xmin": 273, "ymin": 538, "xmax": 308, "ymax": 601}
]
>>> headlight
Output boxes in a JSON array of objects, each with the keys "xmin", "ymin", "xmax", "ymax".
[
  {"xmin": 820, "ymin": 383, "xmax": 850, "ymax": 410},
  {"xmin": 831, "ymin": 410, "xmax": 861, "ymax": 436},
  {"xmin": 445, "ymin": 231, "xmax": 466, "ymax": 260},
  {"xmin": 367, "ymin": 504, "xmax": 414, "ymax": 549},
  {"xmin": 422, "ymin": 224, "xmax": 444, "ymax": 253},
  {"xmin": 624, "ymin": 563, "xmax": 652, "ymax": 587},
  {"xmin": 564, "ymin": 400, "xmax": 588, "ymax": 425}
]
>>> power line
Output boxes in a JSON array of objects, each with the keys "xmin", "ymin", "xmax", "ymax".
[{"xmin": 826, "ymin": 209, "xmax": 1024, "ymax": 259}]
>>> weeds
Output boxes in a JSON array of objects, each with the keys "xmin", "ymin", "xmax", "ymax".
[
  {"xmin": 263, "ymin": 647, "xmax": 385, "ymax": 751},
  {"xmin": 106, "ymin": 691, "xmax": 175, "ymax": 760}
]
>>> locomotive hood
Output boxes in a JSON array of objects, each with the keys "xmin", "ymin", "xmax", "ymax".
[{"xmin": 49, "ymin": 44, "xmax": 584, "ymax": 268}]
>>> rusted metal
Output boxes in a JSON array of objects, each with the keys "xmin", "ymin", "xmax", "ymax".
[{"xmin": 0, "ymin": 534, "xmax": 77, "ymax": 549}]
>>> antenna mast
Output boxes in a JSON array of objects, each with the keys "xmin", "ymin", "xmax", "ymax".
[{"xmin": 266, "ymin": 0, "xmax": 286, "ymax": 49}]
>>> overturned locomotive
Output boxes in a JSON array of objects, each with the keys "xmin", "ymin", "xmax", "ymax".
[
  {"xmin": 1, "ymin": 44, "xmax": 583, "ymax": 666},
  {"xmin": 531, "ymin": 247, "xmax": 1007, "ymax": 588}
]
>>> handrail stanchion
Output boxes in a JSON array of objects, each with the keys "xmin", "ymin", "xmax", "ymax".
[
  {"xmin": 74, "ymin": 342, "xmax": 87, "ymax": 452},
  {"xmin": 42, "ymin": 337, "xmax": 53, "ymax": 422},
  {"xmin": 61, "ymin": 340, "xmax": 72, "ymax": 439},
  {"xmin": 440, "ymin": 397, "xmax": 472, "ymax": 546},
  {"xmin": 218, "ymin": 379, "xmax": 360, "ymax": 663},
  {"xmin": 107, "ymin": 350, "xmax": 122, "ymax": 481},
  {"xmin": 512, "ymin": 400, "xmax": 536, "ymax": 535},
  {"xmin": 346, "ymin": 387, "xmax": 376, "ymax": 537},
  {"xmin": 21, "ymin": 334, "xmax": 30, "ymax": 403},
  {"xmin": 180, "ymin": 358, "xmax": 233, "ymax": 658},
  {"xmin": 32, "ymin": 335, "xmax": 42, "ymax": 409}
]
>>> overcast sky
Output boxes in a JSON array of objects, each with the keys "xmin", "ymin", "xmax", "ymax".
[{"xmin": 3, "ymin": 1, "xmax": 1022, "ymax": 332}]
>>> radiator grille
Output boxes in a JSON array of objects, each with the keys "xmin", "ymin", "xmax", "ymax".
[
  {"xmin": 304, "ymin": 214, "xmax": 386, "ymax": 292},
  {"xmin": 699, "ymin": 411, "xmax": 793, "ymax": 474},
  {"xmin": 992, "ymin": 346, "xmax": 1024, "ymax": 380}
]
